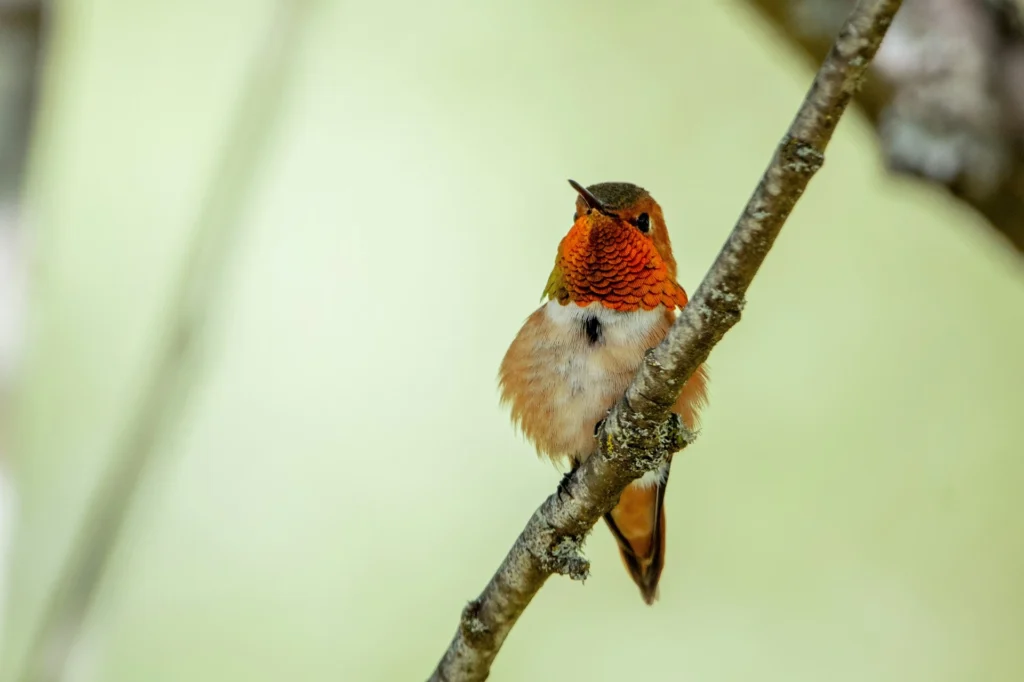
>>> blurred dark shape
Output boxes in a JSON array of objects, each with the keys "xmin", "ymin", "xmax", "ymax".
[
  {"xmin": 750, "ymin": 0, "xmax": 1024, "ymax": 255},
  {"xmin": 0, "ymin": 0, "xmax": 44, "ymax": 203}
]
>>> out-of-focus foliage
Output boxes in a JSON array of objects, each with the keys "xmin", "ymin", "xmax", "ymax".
[{"xmin": 1, "ymin": 0, "xmax": 1023, "ymax": 681}]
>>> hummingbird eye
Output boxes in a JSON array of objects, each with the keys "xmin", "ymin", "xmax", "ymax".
[{"xmin": 634, "ymin": 213, "xmax": 651, "ymax": 234}]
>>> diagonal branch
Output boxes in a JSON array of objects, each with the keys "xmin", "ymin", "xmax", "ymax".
[{"xmin": 428, "ymin": 1, "xmax": 903, "ymax": 680}]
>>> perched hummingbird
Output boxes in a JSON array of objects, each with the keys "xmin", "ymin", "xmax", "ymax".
[{"xmin": 499, "ymin": 180, "xmax": 708, "ymax": 605}]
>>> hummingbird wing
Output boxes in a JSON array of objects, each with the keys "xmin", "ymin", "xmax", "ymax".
[{"xmin": 541, "ymin": 262, "xmax": 568, "ymax": 304}]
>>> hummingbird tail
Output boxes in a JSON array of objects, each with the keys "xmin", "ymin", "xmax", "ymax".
[{"xmin": 603, "ymin": 462, "xmax": 670, "ymax": 605}]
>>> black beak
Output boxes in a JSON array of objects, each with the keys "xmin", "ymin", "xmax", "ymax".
[{"xmin": 568, "ymin": 179, "xmax": 618, "ymax": 218}]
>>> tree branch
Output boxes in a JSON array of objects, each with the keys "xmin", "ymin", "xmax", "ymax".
[{"xmin": 428, "ymin": 1, "xmax": 903, "ymax": 680}]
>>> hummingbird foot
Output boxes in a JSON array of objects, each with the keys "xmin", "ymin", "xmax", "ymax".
[
  {"xmin": 665, "ymin": 412, "xmax": 698, "ymax": 452},
  {"xmin": 556, "ymin": 460, "xmax": 580, "ymax": 502},
  {"xmin": 601, "ymin": 411, "xmax": 698, "ymax": 479}
]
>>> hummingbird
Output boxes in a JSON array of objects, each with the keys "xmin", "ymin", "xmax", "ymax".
[{"xmin": 499, "ymin": 179, "xmax": 708, "ymax": 605}]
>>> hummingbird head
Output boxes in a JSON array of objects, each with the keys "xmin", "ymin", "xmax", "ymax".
[{"xmin": 542, "ymin": 180, "xmax": 688, "ymax": 312}]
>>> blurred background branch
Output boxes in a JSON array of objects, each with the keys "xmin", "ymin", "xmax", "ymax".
[
  {"xmin": 748, "ymin": 0, "xmax": 1024, "ymax": 255},
  {"xmin": 0, "ymin": 0, "xmax": 44, "ymax": 646},
  {"xmin": 9, "ymin": 2, "xmax": 306, "ymax": 680}
]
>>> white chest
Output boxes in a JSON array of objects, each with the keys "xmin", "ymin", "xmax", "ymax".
[
  {"xmin": 526, "ymin": 301, "xmax": 668, "ymax": 459},
  {"xmin": 542, "ymin": 300, "xmax": 667, "ymax": 361},
  {"xmin": 500, "ymin": 299, "xmax": 696, "ymax": 463},
  {"xmin": 541, "ymin": 300, "xmax": 668, "ymax": 409}
]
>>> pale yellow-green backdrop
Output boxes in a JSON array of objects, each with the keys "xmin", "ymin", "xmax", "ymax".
[{"xmin": 2, "ymin": 0, "xmax": 1023, "ymax": 680}]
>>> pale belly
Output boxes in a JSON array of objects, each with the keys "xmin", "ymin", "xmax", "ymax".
[{"xmin": 499, "ymin": 301, "xmax": 674, "ymax": 464}]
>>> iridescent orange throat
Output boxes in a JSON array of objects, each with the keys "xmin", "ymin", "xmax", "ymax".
[{"xmin": 546, "ymin": 217, "xmax": 688, "ymax": 312}]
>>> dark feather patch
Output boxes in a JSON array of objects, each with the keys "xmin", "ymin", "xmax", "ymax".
[{"xmin": 583, "ymin": 316, "xmax": 602, "ymax": 345}]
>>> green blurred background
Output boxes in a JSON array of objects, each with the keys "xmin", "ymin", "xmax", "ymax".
[{"xmin": 1, "ymin": 0, "xmax": 1023, "ymax": 680}]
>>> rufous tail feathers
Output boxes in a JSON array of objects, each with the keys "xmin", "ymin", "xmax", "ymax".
[{"xmin": 603, "ymin": 463, "xmax": 670, "ymax": 605}]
